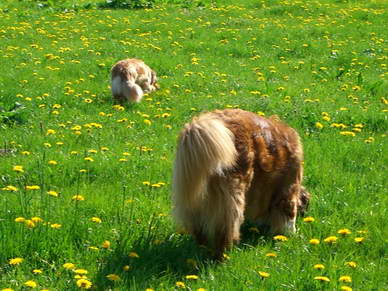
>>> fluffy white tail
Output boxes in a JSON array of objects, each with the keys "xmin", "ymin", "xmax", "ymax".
[{"xmin": 172, "ymin": 113, "xmax": 237, "ymax": 224}]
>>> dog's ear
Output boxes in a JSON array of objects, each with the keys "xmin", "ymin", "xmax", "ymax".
[
  {"xmin": 151, "ymin": 70, "xmax": 160, "ymax": 89},
  {"xmin": 297, "ymin": 186, "xmax": 310, "ymax": 216}
]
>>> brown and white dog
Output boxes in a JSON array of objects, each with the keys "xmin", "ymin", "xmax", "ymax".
[
  {"xmin": 172, "ymin": 109, "xmax": 310, "ymax": 259},
  {"xmin": 111, "ymin": 58, "xmax": 159, "ymax": 103}
]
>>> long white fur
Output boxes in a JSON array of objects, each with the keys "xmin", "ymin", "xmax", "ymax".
[
  {"xmin": 111, "ymin": 75, "xmax": 144, "ymax": 103},
  {"xmin": 172, "ymin": 113, "xmax": 238, "ymax": 232}
]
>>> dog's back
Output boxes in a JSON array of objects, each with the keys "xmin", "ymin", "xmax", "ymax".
[{"xmin": 173, "ymin": 109, "xmax": 309, "ymax": 259}]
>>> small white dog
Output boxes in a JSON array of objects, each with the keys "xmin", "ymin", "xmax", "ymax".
[{"xmin": 111, "ymin": 58, "xmax": 159, "ymax": 103}]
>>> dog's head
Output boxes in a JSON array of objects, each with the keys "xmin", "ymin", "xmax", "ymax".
[
  {"xmin": 297, "ymin": 186, "xmax": 310, "ymax": 216},
  {"xmin": 151, "ymin": 70, "xmax": 160, "ymax": 90}
]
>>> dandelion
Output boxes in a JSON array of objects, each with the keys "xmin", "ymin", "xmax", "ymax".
[
  {"xmin": 323, "ymin": 236, "xmax": 338, "ymax": 244},
  {"xmin": 25, "ymin": 220, "xmax": 36, "ymax": 228},
  {"xmin": 26, "ymin": 185, "xmax": 40, "ymax": 190},
  {"xmin": 46, "ymin": 129, "xmax": 56, "ymax": 135},
  {"xmin": 185, "ymin": 275, "xmax": 199, "ymax": 280},
  {"xmin": 9, "ymin": 257, "xmax": 24, "ymax": 265},
  {"xmin": 338, "ymin": 228, "xmax": 352, "ymax": 235},
  {"xmin": 144, "ymin": 119, "xmax": 152, "ymax": 126},
  {"xmin": 197, "ymin": 289, "xmax": 207, "ymax": 291},
  {"xmin": 76, "ymin": 278, "xmax": 92, "ymax": 289},
  {"xmin": 314, "ymin": 276, "xmax": 330, "ymax": 282},
  {"xmin": 50, "ymin": 223, "xmax": 62, "ymax": 229},
  {"xmin": 84, "ymin": 157, "xmax": 94, "ymax": 162},
  {"xmin": 90, "ymin": 217, "xmax": 102, "ymax": 223},
  {"xmin": 88, "ymin": 246, "xmax": 99, "ymax": 251},
  {"xmin": 345, "ymin": 261, "xmax": 357, "ymax": 268},
  {"xmin": 13, "ymin": 165, "xmax": 24, "ymax": 173},
  {"xmin": 176, "ymin": 281, "xmax": 185, "ymax": 288},
  {"xmin": 21, "ymin": 151, "xmax": 30, "ymax": 156},
  {"xmin": 340, "ymin": 286, "xmax": 352, "ymax": 291},
  {"xmin": 303, "ymin": 216, "xmax": 315, "ymax": 222},
  {"xmin": 24, "ymin": 280, "xmax": 37, "ymax": 288},
  {"xmin": 123, "ymin": 265, "xmax": 131, "ymax": 271},
  {"xmin": 265, "ymin": 252, "xmax": 277, "ymax": 258},
  {"xmin": 2, "ymin": 185, "xmax": 18, "ymax": 191},
  {"xmin": 15, "ymin": 217, "xmax": 25, "ymax": 223},
  {"xmin": 1, "ymin": 288, "xmax": 15, "ymax": 291},
  {"xmin": 273, "ymin": 235, "xmax": 288, "ymax": 242},
  {"xmin": 48, "ymin": 160, "xmax": 57, "ymax": 165},
  {"xmin": 354, "ymin": 237, "xmax": 365, "ymax": 243},
  {"xmin": 63, "ymin": 263, "xmax": 76, "ymax": 270},
  {"xmin": 47, "ymin": 190, "xmax": 59, "ymax": 197},
  {"xmin": 102, "ymin": 240, "xmax": 110, "ymax": 249},
  {"xmin": 258, "ymin": 271, "xmax": 270, "ymax": 278},
  {"xmin": 315, "ymin": 122, "xmax": 323, "ymax": 129},
  {"xmin": 32, "ymin": 269, "xmax": 43, "ymax": 274},
  {"xmin": 129, "ymin": 252, "xmax": 140, "ymax": 258},
  {"xmin": 31, "ymin": 217, "xmax": 43, "ymax": 223},
  {"xmin": 74, "ymin": 269, "xmax": 88, "ymax": 275},
  {"xmin": 309, "ymin": 238, "xmax": 320, "ymax": 245},
  {"xmin": 72, "ymin": 195, "xmax": 85, "ymax": 201},
  {"xmin": 313, "ymin": 264, "xmax": 325, "ymax": 270},
  {"xmin": 339, "ymin": 276, "xmax": 352, "ymax": 283},
  {"xmin": 106, "ymin": 274, "xmax": 120, "ymax": 281}
]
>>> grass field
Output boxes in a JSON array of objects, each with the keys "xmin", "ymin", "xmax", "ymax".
[{"xmin": 0, "ymin": 0, "xmax": 387, "ymax": 290}]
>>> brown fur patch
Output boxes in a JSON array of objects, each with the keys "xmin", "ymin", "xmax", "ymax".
[{"xmin": 172, "ymin": 109, "xmax": 310, "ymax": 260}]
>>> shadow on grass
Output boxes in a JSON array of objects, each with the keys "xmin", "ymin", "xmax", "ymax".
[{"xmin": 94, "ymin": 224, "xmax": 273, "ymax": 290}]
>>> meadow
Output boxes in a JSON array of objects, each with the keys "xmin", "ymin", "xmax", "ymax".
[{"xmin": 0, "ymin": 0, "xmax": 387, "ymax": 290}]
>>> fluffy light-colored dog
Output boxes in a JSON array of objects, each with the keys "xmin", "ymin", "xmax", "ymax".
[
  {"xmin": 111, "ymin": 58, "xmax": 159, "ymax": 103},
  {"xmin": 172, "ymin": 109, "xmax": 310, "ymax": 259}
]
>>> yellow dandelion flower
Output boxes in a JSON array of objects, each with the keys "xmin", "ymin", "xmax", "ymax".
[
  {"xmin": 46, "ymin": 129, "xmax": 56, "ymax": 135},
  {"xmin": 102, "ymin": 240, "xmax": 111, "ymax": 249},
  {"xmin": 309, "ymin": 238, "xmax": 320, "ymax": 245},
  {"xmin": 32, "ymin": 269, "xmax": 43, "ymax": 274},
  {"xmin": 47, "ymin": 190, "xmax": 59, "ymax": 197},
  {"xmin": 258, "ymin": 271, "xmax": 270, "ymax": 278},
  {"xmin": 26, "ymin": 185, "xmax": 40, "ymax": 190},
  {"xmin": 15, "ymin": 217, "xmax": 26, "ymax": 223},
  {"xmin": 106, "ymin": 274, "xmax": 120, "ymax": 281},
  {"xmin": 185, "ymin": 275, "xmax": 199, "ymax": 280},
  {"xmin": 175, "ymin": 281, "xmax": 185, "ymax": 288},
  {"xmin": 339, "ymin": 131, "xmax": 356, "ymax": 137},
  {"xmin": 50, "ymin": 223, "xmax": 62, "ymax": 229},
  {"xmin": 13, "ymin": 165, "xmax": 24, "ymax": 173},
  {"xmin": 9, "ymin": 257, "xmax": 24, "ymax": 265},
  {"xmin": 315, "ymin": 122, "xmax": 323, "ymax": 129},
  {"xmin": 123, "ymin": 265, "xmax": 131, "ymax": 271},
  {"xmin": 129, "ymin": 252, "xmax": 140, "ymax": 258},
  {"xmin": 340, "ymin": 286, "xmax": 352, "ymax": 291},
  {"xmin": 273, "ymin": 235, "xmax": 288, "ymax": 241},
  {"xmin": 142, "ymin": 181, "xmax": 151, "ymax": 186},
  {"xmin": 79, "ymin": 169, "xmax": 87, "ymax": 173},
  {"xmin": 84, "ymin": 157, "xmax": 94, "ymax": 162},
  {"xmin": 74, "ymin": 269, "xmax": 88, "ymax": 275},
  {"xmin": 24, "ymin": 280, "xmax": 37, "ymax": 288},
  {"xmin": 338, "ymin": 228, "xmax": 351, "ymax": 235},
  {"xmin": 1, "ymin": 288, "xmax": 15, "ymax": 291},
  {"xmin": 21, "ymin": 151, "xmax": 31, "ymax": 155},
  {"xmin": 265, "ymin": 252, "xmax": 277, "ymax": 257},
  {"xmin": 76, "ymin": 278, "xmax": 92, "ymax": 289},
  {"xmin": 313, "ymin": 264, "xmax": 325, "ymax": 270},
  {"xmin": 354, "ymin": 237, "xmax": 365, "ymax": 243},
  {"xmin": 25, "ymin": 220, "xmax": 36, "ymax": 228},
  {"xmin": 2, "ymin": 185, "xmax": 18, "ymax": 191},
  {"xmin": 63, "ymin": 263, "xmax": 76, "ymax": 270},
  {"xmin": 88, "ymin": 246, "xmax": 99, "ymax": 251},
  {"xmin": 339, "ymin": 276, "xmax": 352, "ymax": 283},
  {"xmin": 31, "ymin": 217, "xmax": 43, "ymax": 223},
  {"xmin": 144, "ymin": 119, "xmax": 152, "ymax": 126},
  {"xmin": 72, "ymin": 195, "xmax": 85, "ymax": 201},
  {"xmin": 314, "ymin": 276, "xmax": 330, "ymax": 282},
  {"xmin": 345, "ymin": 261, "xmax": 357, "ymax": 268},
  {"xmin": 48, "ymin": 160, "xmax": 57, "ymax": 165},
  {"xmin": 303, "ymin": 216, "xmax": 315, "ymax": 223},
  {"xmin": 323, "ymin": 236, "xmax": 338, "ymax": 244},
  {"xmin": 90, "ymin": 217, "xmax": 102, "ymax": 223},
  {"xmin": 145, "ymin": 289, "xmax": 154, "ymax": 291},
  {"xmin": 197, "ymin": 289, "xmax": 207, "ymax": 291}
]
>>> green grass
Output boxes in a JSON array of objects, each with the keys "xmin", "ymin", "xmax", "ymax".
[{"xmin": 0, "ymin": 0, "xmax": 387, "ymax": 290}]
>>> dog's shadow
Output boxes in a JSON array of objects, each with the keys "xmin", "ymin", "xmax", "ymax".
[
  {"xmin": 94, "ymin": 225, "xmax": 273, "ymax": 290},
  {"xmin": 93, "ymin": 235, "xmax": 213, "ymax": 290}
]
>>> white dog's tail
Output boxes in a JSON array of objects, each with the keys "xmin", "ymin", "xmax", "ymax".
[
  {"xmin": 111, "ymin": 71, "xmax": 143, "ymax": 103},
  {"xmin": 173, "ymin": 113, "xmax": 237, "ymax": 218}
]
